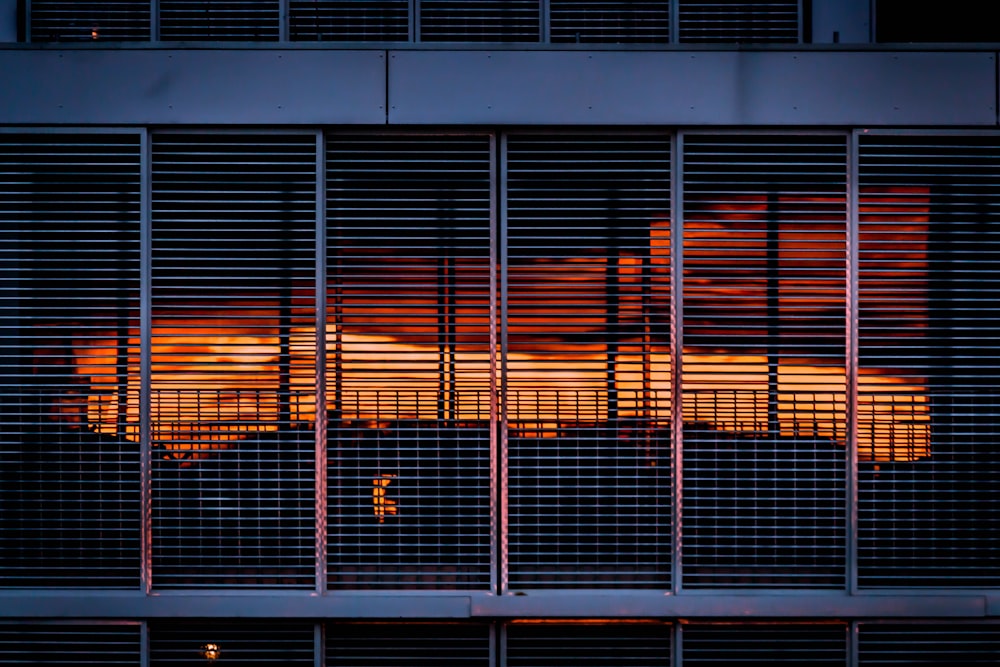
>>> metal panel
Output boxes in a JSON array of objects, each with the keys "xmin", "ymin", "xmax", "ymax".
[
  {"xmin": 386, "ymin": 51, "xmax": 996, "ymax": 126},
  {"xmin": 680, "ymin": 133, "xmax": 848, "ymax": 588},
  {"xmin": 857, "ymin": 622, "xmax": 1000, "ymax": 665},
  {"xmin": 548, "ymin": 1, "xmax": 670, "ymax": 44},
  {"xmin": 678, "ymin": 0, "xmax": 800, "ymax": 43},
  {"xmin": 30, "ymin": 1, "xmax": 151, "ymax": 41},
  {"xmin": 289, "ymin": 0, "xmax": 409, "ymax": 41},
  {"xmin": 506, "ymin": 622, "xmax": 672, "ymax": 667},
  {"xmin": 149, "ymin": 132, "xmax": 317, "ymax": 588},
  {"xmin": 0, "ymin": 622, "xmax": 142, "ymax": 664},
  {"xmin": 0, "ymin": 132, "xmax": 142, "ymax": 588},
  {"xmin": 326, "ymin": 623, "xmax": 491, "ymax": 666},
  {"xmin": 0, "ymin": 49, "xmax": 387, "ymax": 125},
  {"xmin": 856, "ymin": 132, "xmax": 1000, "ymax": 587},
  {"xmin": 325, "ymin": 133, "xmax": 492, "ymax": 590},
  {"xmin": 158, "ymin": 0, "xmax": 280, "ymax": 41},
  {"xmin": 504, "ymin": 133, "xmax": 672, "ymax": 589},
  {"xmin": 682, "ymin": 623, "xmax": 847, "ymax": 666}
]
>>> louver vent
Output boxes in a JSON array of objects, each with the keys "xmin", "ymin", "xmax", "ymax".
[
  {"xmin": 682, "ymin": 623, "xmax": 846, "ymax": 665},
  {"xmin": 150, "ymin": 621, "xmax": 314, "ymax": 665},
  {"xmin": 506, "ymin": 622, "xmax": 672, "ymax": 667},
  {"xmin": 505, "ymin": 134, "xmax": 672, "ymax": 588},
  {"xmin": 29, "ymin": 1, "xmax": 151, "ymax": 41},
  {"xmin": 290, "ymin": 0, "xmax": 410, "ymax": 41},
  {"xmin": 858, "ymin": 623, "xmax": 1000, "ymax": 665},
  {"xmin": 420, "ymin": 1, "xmax": 540, "ymax": 42},
  {"xmin": 0, "ymin": 623, "xmax": 141, "ymax": 664},
  {"xmin": 681, "ymin": 134, "xmax": 847, "ymax": 588},
  {"xmin": 327, "ymin": 623, "xmax": 491, "ymax": 666},
  {"xmin": 549, "ymin": 1, "xmax": 670, "ymax": 43},
  {"xmin": 0, "ymin": 133, "xmax": 141, "ymax": 588},
  {"xmin": 326, "ymin": 134, "xmax": 492, "ymax": 589},
  {"xmin": 678, "ymin": 1, "xmax": 800, "ymax": 43},
  {"xmin": 150, "ymin": 133, "xmax": 317, "ymax": 588},
  {"xmin": 159, "ymin": 1, "xmax": 280, "ymax": 41},
  {"xmin": 857, "ymin": 133, "xmax": 1000, "ymax": 587}
]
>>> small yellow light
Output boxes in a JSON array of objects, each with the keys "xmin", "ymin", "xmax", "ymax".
[
  {"xmin": 200, "ymin": 643, "xmax": 221, "ymax": 662},
  {"xmin": 91, "ymin": 26, "xmax": 99, "ymax": 40}
]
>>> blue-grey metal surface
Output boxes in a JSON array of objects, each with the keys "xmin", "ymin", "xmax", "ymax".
[
  {"xmin": 0, "ymin": 0, "xmax": 16, "ymax": 42},
  {"xmin": 0, "ymin": 49, "xmax": 387, "ymax": 125},
  {"xmin": 387, "ymin": 50, "xmax": 996, "ymax": 126},
  {"xmin": 0, "ymin": 591, "xmax": 988, "ymax": 619},
  {"xmin": 811, "ymin": 0, "xmax": 871, "ymax": 44}
]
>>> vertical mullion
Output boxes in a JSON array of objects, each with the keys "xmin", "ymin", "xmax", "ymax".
[
  {"xmin": 848, "ymin": 621, "xmax": 859, "ymax": 667},
  {"xmin": 411, "ymin": 0, "xmax": 419, "ymax": 42},
  {"xmin": 669, "ymin": 0, "xmax": 679, "ymax": 44},
  {"xmin": 540, "ymin": 0, "xmax": 550, "ymax": 42},
  {"xmin": 498, "ymin": 132, "xmax": 510, "ymax": 595},
  {"xmin": 24, "ymin": 0, "xmax": 31, "ymax": 42},
  {"xmin": 670, "ymin": 131, "xmax": 684, "ymax": 594},
  {"xmin": 797, "ymin": 0, "xmax": 804, "ymax": 43},
  {"xmin": 140, "ymin": 128, "xmax": 153, "ymax": 595},
  {"xmin": 151, "ymin": 0, "xmax": 159, "ymax": 40},
  {"xmin": 315, "ymin": 131, "xmax": 328, "ymax": 594},
  {"xmin": 140, "ymin": 621, "xmax": 150, "ymax": 667},
  {"xmin": 314, "ymin": 622, "xmax": 324, "ymax": 667},
  {"xmin": 846, "ymin": 130, "xmax": 860, "ymax": 596},
  {"xmin": 280, "ymin": 0, "xmax": 290, "ymax": 41}
]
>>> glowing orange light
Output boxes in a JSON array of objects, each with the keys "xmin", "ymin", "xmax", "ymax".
[{"xmin": 373, "ymin": 474, "xmax": 398, "ymax": 523}]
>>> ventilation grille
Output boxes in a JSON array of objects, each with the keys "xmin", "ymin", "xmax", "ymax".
[
  {"xmin": 858, "ymin": 623, "xmax": 1000, "ymax": 665},
  {"xmin": 682, "ymin": 624, "xmax": 846, "ymax": 665},
  {"xmin": 0, "ymin": 623, "xmax": 141, "ymax": 664},
  {"xmin": 150, "ymin": 621, "xmax": 314, "ymax": 665},
  {"xmin": 0, "ymin": 133, "xmax": 141, "ymax": 588},
  {"xmin": 549, "ymin": 1, "xmax": 670, "ymax": 43},
  {"xmin": 420, "ymin": 0, "xmax": 540, "ymax": 42},
  {"xmin": 681, "ymin": 134, "xmax": 847, "ymax": 588},
  {"xmin": 29, "ymin": 1, "xmax": 152, "ymax": 41},
  {"xmin": 290, "ymin": 0, "xmax": 410, "ymax": 41},
  {"xmin": 506, "ymin": 623, "xmax": 672, "ymax": 666},
  {"xmin": 150, "ymin": 133, "xmax": 317, "ymax": 588},
  {"xmin": 857, "ymin": 134, "xmax": 1000, "ymax": 587},
  {"xmin": 159, "ymin": 0, "xmax": 280, "ymax": 41},
  {"xmin": 326, "ymin": 134, "xmax": 493, "ymax": 589},
  {"xmin": 678, "ymin": 1, "xmax": 800, "ymax": 43},
  {"xmin": 505, "ymin": 134, "xmax": 672, "ymax": 588},
  {"xmin": 327, "ymin": 623, "xmax": 491, "ymax": 666}
]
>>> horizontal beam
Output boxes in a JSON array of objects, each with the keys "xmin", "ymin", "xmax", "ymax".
[
  {"xmin": 0, "ymin": 47, "xmax": 995, "ymax": 127},
  {"xmin": 0, "ymin": 592, "xmax": 989, "ymax": 619}
]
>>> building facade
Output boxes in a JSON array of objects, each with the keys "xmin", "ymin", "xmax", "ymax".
[{"xmin": 1, "ymin": 1, "xmax": 999, "ymax": 664}]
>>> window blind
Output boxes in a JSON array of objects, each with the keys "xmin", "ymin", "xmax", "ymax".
[
  {"xmin": 504, "ymin": 133, "xmax": 672, "ymax": 588},
  {"xmin": 159, "ymin": 0, "xmax": 280, "ymax": 41},
  {"xmin": 678, "ymin": 1, "xmax": 800, "ymax": 43},
  {"xmin": 150, "ymin": 133, "xmax": 317, "ymax": 588},
  {"xmin": 289, "ymin": 0, "xmax": 410, "ymax": 41},
  {"xmin": 0, "ymin": 133, "xmax": 142, "ymax": 588}
]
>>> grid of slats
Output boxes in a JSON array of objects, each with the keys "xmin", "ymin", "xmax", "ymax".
[
  {"xmin": 150, "ymin": 621, "xmax": 314, "ymax": 665},
  {"xmin": 0, "ymin": 623, "xmax": 141, "ymax": 664},
  {"xmin": 150, "ymin": 133, "xmax": 317, "ymax": 588},
  {"xmin": 326, "ymin": 134, "xmax": 492, "ymax": 589},
  {"xmin": 327, "ymin": 623, "xmax": 491, "ymax": 666},
  {"xmin": 290, "ymin": 0, "xmax": 410, "ymax": 41},
  {"xmin": 420, "ymin": 0, "xmax": 540, "ymax": 42},
  {"xmin": 682, "ymin": 623, "xmax": 846, "ymax": 665},
  {"xmin": 549, "ymin": 1, "xmax": 670, "ymax": 43},
  {"xmin": 678, "ymin": 1, "xmax": 800, "ymax": 43},
  {"xmin": 506, "ymin": 623, "xmax": 671, "ymax": 667},
  {"xmin": 159, "ymin": 0, "xmax": 280, "ymax": 41},
  {"xmin": 29, "ymin": 1, "xmax": 151, "ymax": 41},
  {"xmin": 505, "ymin": 134, "xmax": 672, "ymax": 588},
  {"xmin": 0, "ymin": 133, "xmax": 141, "ymax": 588},
  {"xmin": 681, "ymin": 134, "xmax": 847, "ymax": 588},
  {"xmin": 858, "ymin": 623, "xmax": 1000, "ymax": 665},
  {"xmin": 857, "ymin": 134, "xmax": 1000, "ymax": 587}
]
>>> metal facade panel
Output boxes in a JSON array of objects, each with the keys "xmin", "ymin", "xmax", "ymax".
[
  {"xmin": 0, "ymin": 49, "xmax": 387, "ymax": 125},
  {"xmin": 387, "ymin": 50, "xmax": 996, "ymax": 126}
]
